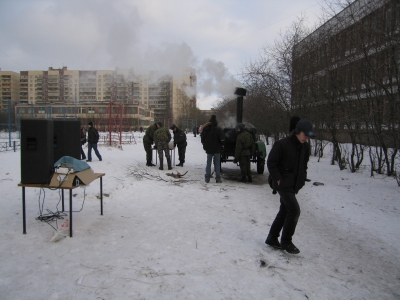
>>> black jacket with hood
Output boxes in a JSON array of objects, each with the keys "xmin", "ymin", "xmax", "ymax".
[
  {"xmin": 201, "ymin": 121, "xmax": 225, "ymax": 154},
  {"xmin": 267, "ymin": 134, "xmax": 309, "ymax": 194}
]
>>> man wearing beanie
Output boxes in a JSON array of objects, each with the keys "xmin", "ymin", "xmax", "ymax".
[
  {"xmin": 201, "ymin": 115, "xmax": 225, "ymax": 183},
  {"xmin": 233, "ymin": 123, "xmax": 255, "ymax": 183},
  {"xmin": 143, "ymin": 121, "xmax": 162, "ymax": 166},
  {"xmin": 170, "ymin": 124, "xmax": 187, "ymax": 167},
  {"xmin": 265, "ymin": 119, "xmax": 314, "ymax": 254},
  {"xmin": 86, "ymin": 121, "xmax": 102, "ymax": 162}
]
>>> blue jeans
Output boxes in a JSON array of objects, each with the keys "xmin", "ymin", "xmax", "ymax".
[
  {"xmin": 88, "ymin": 143, "xmax": 102, "ymax": 161},
  {"xmin": 205, "ymin": 153, "xmax": 221, "ymax": 181}
]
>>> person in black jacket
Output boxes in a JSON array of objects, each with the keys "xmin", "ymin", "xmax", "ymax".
[
  {"xmin": 86, "ymin": 121, "xmax": 102, "ymax": 162},
  {"xmin": 201, "ymin": 115, "xmax": 225, "ymax": 183},
  {"xmin": 265, "ymin": 119, "xmax": 314, "ymax": 254},
  {"xmin": 170, "ymin": 124, "xmax": 187, "ymax": 167},
  {"xmin": 80, "ymin": 127, "xmax": 87, "ymax": 160}
]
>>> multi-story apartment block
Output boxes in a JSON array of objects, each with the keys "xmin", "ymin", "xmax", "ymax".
[
  {"xmin": 13, "ymin": 66, "xmax": 197, "ymax": 130},
  {"xmin": 292, "ymin": 0, "xmax": 399, "ymax": 145},
  {"xmin": 0, "ymin": 70, "xmax": 20, "ymax": 122}
]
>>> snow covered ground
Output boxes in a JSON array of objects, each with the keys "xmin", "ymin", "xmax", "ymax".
[{"xmin": 0, "ymin": 132, "xmax": 399, "ymax": 299}]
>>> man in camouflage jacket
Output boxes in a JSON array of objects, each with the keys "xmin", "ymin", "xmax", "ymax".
[
  {"xmin": 143, "ymin": 122, "xmax": 162, "ymax": 166},
  {"xmin": 170, "ymin": 124, "xmax": 187, "ymax": 167},
  {"xmin": 153, "ymin": 124, "xmax": 172, "ymax": 170},
  {"xmin": 234, "ymin": 123, "xmax": 255, "ymax": 182}
]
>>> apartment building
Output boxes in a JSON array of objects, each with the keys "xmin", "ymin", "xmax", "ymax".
[
  {"xmin": 0, "ymin": 70, "xmax": 20, "ymax": 122},
  {"xmin": 292, "ymin": 0, "xmax": 399, "ymax": 144}
]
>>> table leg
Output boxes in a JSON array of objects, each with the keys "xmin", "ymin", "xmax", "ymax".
[
  {"xmin": 22, "ymin": 187, "xmax": 26, "ymax": 234},
  {"xmin": 100, "ymin": 177, "xmax": 103, "ymax": 215},
  {"xmin": 69, "ymin": 189, "xmax": 73, "ymax": 237},
  {"xmin": 61, "ymin": 189, "xmax": 65, "ymax": 212}
]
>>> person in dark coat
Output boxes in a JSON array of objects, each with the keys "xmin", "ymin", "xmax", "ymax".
[
  {"xmin": 86, "ymin": 122, "xmax": 102, "ymax": 162},
  {"xmin": 201, "ymin": 115, "xmax": 225, "ymax": 183},
  {"xmin": 143, "ymin": 122, "xmax": 161, "ymax": 166},
  {"xmin": 265, "ymin": 119, "xmax": 314, "ymax": 254},
  {"xmin": 233, "ymin": 123, "xmax": 255, "ymax": 183},
  {"xmin": 192, "ymin": 125, "xmax": 197, "ymax": 137},
  {"xmin": 170, "ymin": 124, "xmax": 187, "ymax": 167},
  {"xmin": 80, "ymin": 127, "xmax": 87, "ymax": 160}
]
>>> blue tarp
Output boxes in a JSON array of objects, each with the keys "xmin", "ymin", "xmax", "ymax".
[{"xmin": 54, "ymin": 156, "xmax": 90, "ymax": 172}]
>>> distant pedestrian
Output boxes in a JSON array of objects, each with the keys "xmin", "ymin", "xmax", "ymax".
[
  {"xmin": 264, "ymin": 119, "xmax": 314, "ymax": 254},
  {"xmin": 80, "ymin": 127, "xmax": 87, "ymax": 160},
  {"xmin": 143, "ymin": 122, "xmax": 162, "ymax": 166},
  {"xmin": 153, "ymin": 123, "xmax": 172, "ymax": 170},
  {"xmin": 233, "ymin": 123, "xmax": 255, "ymax": 183},
  {"xmin": 170, "ymin": 124, "xmax": 187, "ymax": 167},
  {"xmin": 86, "ymin": 122, "xmax": 102, "ymax": 162},
  {"xmin": 193, "ymin": 125, "xmax": 197, "ymax": 137},
  {"xmin": 139, "ymin": 126, "xmax": 144, "ymax": 133},
  {"xmin": 201, "ymin": 115, "xmax": 225, "ymax": 183}
]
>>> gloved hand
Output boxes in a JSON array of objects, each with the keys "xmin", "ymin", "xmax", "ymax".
[{"xmin": 233, "ymin": 159, "xmax": 238, "ymax": 164}]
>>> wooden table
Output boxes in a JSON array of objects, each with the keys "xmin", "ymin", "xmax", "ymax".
[{"xmin": 18, "ymin": 173, "xmax": 105, "ymax": 237}]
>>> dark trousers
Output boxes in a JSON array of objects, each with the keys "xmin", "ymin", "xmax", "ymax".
[
  {"xmin": 80, "ymin": 145, "xmax": 86, "ymax": 159},
  {"xmin": 143, "ymin": 141, "xmax": 153, "ymax": 162},
  {"xmin": 177, "ymin": 146, "xmax": 186, "ymax": 163},
  {"xmin": 268, "ymin": 190, "xmax": 301, "ymax": 245},
  {"xmin": 239, "ymin": 155, "xmax": 251, "ymax": 177}
]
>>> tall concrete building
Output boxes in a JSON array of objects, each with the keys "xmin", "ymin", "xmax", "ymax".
[{"xmin": 0, "ymin": 70, "xmax": 20, "ymax": 124}]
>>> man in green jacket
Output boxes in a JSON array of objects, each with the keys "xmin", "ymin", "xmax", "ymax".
[
  {"xmin": 143, "ymin": 122, "xmax": 162, "ymax": 166},
  {"xmin": 153, "ymin": 124, "xmax": 172, "ymax": 170},
  {"xmin": 234, "ymin": 123, "xmax": 255, "ymax": 183}
]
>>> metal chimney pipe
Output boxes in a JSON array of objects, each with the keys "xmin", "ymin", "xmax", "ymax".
[{"xmin": 234, "ymin": 88, "xmax": 247, "ymax": 124}]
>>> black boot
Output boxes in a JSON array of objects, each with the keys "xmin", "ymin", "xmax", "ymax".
[
  {"xmin": 146, "ymin": 160, "xmax": 156, "ymax": 166},
  {"xmin": 176, "ymin": 161, "xmax": 184, "ymax": 167},
  {"xmin": 240, "ymin": 176, "xmax": 247, "ymax": 182},
  {"xmin": 248, "ymin": 176, "xmax": 253, "ymax": 183},
  {"xmin": 159, "ymin": 157, "xmax": 163, "ymax": 170},
  {"xmin": 167, "ymin": 158, "xmax": 172, "ymax": 170}
]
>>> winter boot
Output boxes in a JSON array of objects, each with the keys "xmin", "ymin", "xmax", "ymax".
[
  {"xmin": 159, "ymin": 157, "xmax": 164, "ymax": 170},
  {"xmin": 240, "ymin": 176, "xmax": 247, "ymax": 183},
  {"xmin": 167, "ymin": 158, "xmax": 172, "ymax": 170},
  {"xmin": 265, "ymin": 237, "xmax": 282, "ymax": 250},
  {"xmin": 281, "ymin": 242, "xmax": 300, "ymax": 254},
  {"xmin": 146, "ymin": 160, "xmax": 156, "ymax": 166},
  {"xmin": 176, "ymin": 161, "xmax": 184, "ymax": 167},
  {"xmin": 248, "ymin": 176, "xmax": 253, "ymax": 183}
]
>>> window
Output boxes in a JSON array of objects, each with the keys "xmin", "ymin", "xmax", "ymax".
[
  {"xmin": 67, "ymin": 107, "xmax": 75, "ymax": 114},
  {"xmin": 38, "ymin": 107, "xmax": 45, "ymax": 114},
  {"xmin": 78, "ymin": 107, "xmax": 85, "ymax": 114},
  {"xmin": 18, "ymin": 108, "xmax": 25, "ymax": 114},
  {"xmin": 98, "ymin": 107, "xmax": 105, "ymax": 113},
  {"xmin": 88, "ymin": 107, "xmax": 95, "ymax": 114}
]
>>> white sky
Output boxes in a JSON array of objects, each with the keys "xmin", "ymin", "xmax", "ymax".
[
  {"xmin": 0, "ymin": 131, "xmax": 399, "ymax": 299},
  {"xmin": 0, "ymin": 0, "xmax": 324, "ymax": 109}
]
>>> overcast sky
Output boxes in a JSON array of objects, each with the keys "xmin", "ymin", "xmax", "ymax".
[{"xmin": 0, "ymin": 0, "xmax": 324, "ymax": 109}]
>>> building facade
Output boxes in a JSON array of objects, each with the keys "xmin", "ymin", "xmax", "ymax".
[
  {"xmin": 11, "ymin": 66, "xmax": 196, "ymax": 130},
  {"xmin": 0, "ymin": 70, "xmax": 20, "ymax": 124},
  {"xmin": 292, "ymin": 0, "xmax": 400, "ymax": 145}
]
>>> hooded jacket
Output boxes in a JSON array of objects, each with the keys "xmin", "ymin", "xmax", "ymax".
[
  {"xmin": 143, "ymin": 123, "xmax": 158, "ymax": 144},
  {"xmin": 267, "ymin": 134, "xmax": 309, "ymax": 194},
  {"xmin": 201, "ymin": 122, "xmax": 225, "ymax": 154}
]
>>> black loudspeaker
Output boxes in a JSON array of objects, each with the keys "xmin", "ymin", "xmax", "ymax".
[
  {"xmin": 53, "ymin": 120, "xmax": 81, "ymax": 162},
  {"xmin": 21, "ymin": 119, "xmax": 54, "ymax": 184}
]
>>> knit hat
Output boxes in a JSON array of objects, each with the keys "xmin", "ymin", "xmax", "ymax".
[
  {"xmin": 170, "ymin": 124, "xmax": 177, "ymax": 130},
  {"xmin": 88, "ymin": 122, "xmax": 93, "ymax": 126},
  {"xmin": 156, "ymin": 121, "xmax": 163, "ymax": 127},
  {"xmin": 296, "ymin": 119, "xmax": 315, "ymax": 137},
  {"xmin": 236, "ymin": 123, "xmax": 245, "ymax": 131}
]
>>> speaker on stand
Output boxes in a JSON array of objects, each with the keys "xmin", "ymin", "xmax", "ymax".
[
  {"xmin": 20, "ymin": 119, "xmax": 54, "ymax": 184},
  {"xmin": 53, "ymin": 119, "xmax": 81, "ymax": 162}
]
